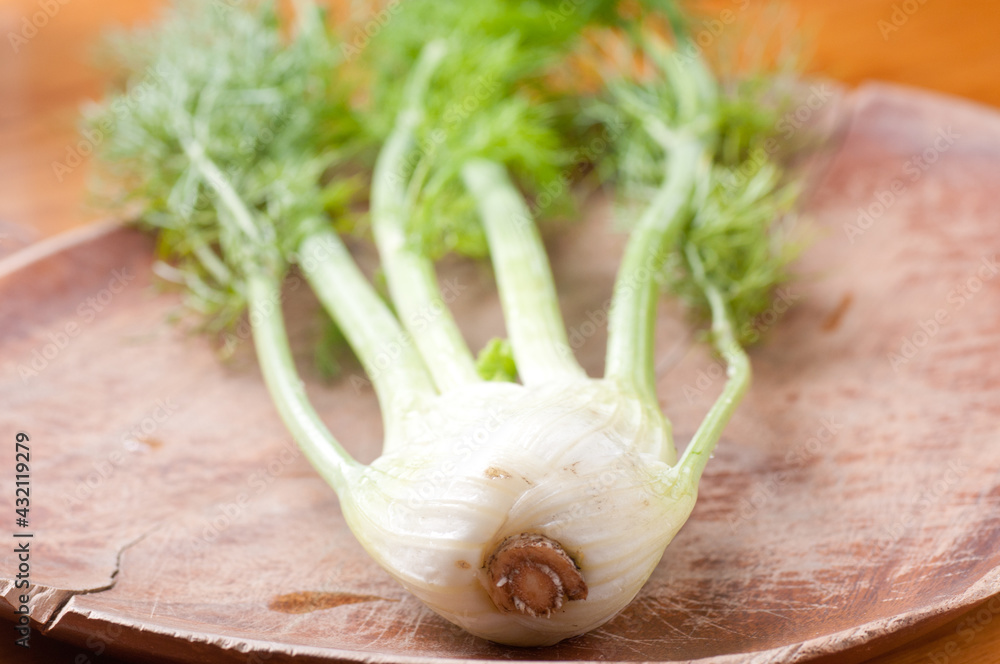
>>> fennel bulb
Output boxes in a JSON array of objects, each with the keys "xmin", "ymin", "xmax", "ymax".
[{"xmin": 338, "ymin": 379, "xmax": 694, "ymax": 646}]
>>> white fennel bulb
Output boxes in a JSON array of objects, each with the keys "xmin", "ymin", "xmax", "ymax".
[{"xmin": 339, "ymin": 380, "xmax": 697, "ymax": 646}]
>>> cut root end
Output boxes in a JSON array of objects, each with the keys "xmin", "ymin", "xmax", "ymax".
[{"xmin": 484, "ymin": 533, "xmax": 587, "ymax": 617}]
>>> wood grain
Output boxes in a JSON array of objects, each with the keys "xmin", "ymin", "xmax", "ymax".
[{"xmin": 2, "ymin": 1, "xmax": 1000, "ymax": 662}]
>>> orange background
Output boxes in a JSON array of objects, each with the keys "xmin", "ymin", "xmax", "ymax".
[{"xmin": 1, "ymin": 0, "xmax": 999, "ymax": 662}]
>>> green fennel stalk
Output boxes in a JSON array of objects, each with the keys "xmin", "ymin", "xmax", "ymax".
[
  {"xmin": 87, "ymin": 0, "xmax": 379, "ymax": 484},
  {"xmin": 461, "ymin": 159, "xmax": 584, "ymax": 383},
  {"xmin": 368, "ymin": 40, "xmax": 480, "ymax": 391}
]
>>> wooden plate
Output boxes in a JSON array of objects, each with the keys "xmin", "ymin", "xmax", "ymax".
[{"xmin": 2, "ymin": 83, "xmax": 999, "ymax": 663}]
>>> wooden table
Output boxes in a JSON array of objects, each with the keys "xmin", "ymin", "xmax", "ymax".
[{"xmin": 1, "ymin": 1, "xmax": 998, "ymax": 662}]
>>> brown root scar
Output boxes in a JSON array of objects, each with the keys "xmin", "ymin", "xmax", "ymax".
[{"xmin": 484, "ymin": 533, "xmax": 587, "ymax": 617}]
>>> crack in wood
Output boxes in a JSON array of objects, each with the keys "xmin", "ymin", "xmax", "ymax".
[{"xmin": 40, "ymin": 528, "xmax": 155, "ymax": 633}]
